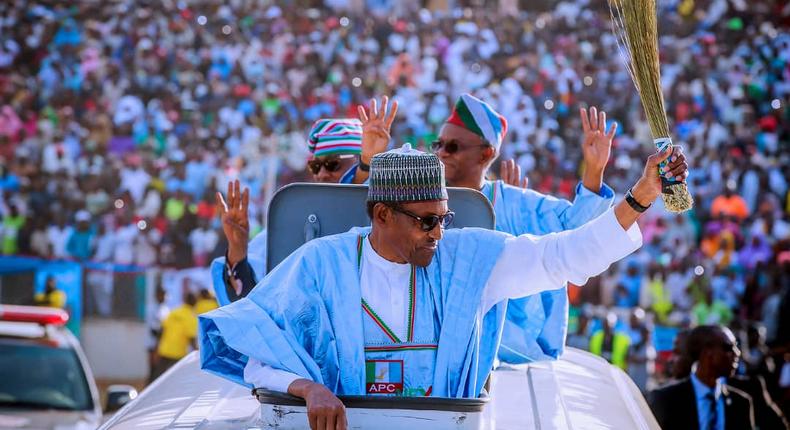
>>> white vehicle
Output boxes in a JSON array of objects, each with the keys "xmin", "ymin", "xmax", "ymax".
[
  {"xmin": 102, "ymin": 184, "xmax": 661, "ymax": 429},
  {"xmin": 0, "ymin": 305, "xmax": 136, "ymax": 430},
  {"xmin": 101, "ymin": 348, "xmax": 659, "ymax": 429}
]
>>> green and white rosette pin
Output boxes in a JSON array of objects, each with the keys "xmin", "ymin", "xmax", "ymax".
[{"xmin": 655, "ymin": 137, "xmax": 693, "ymax": 213}]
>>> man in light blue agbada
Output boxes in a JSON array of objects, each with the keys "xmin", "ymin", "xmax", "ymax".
[
  {"xmin": 354, "ymin": 93, "xmax": 618, "ymax": 363},
  {"xmin": 439, "ymin": 95, "xmax": 619, "ymax": 363},
  {"xmin": 200, "ymin": 143, "xmax": 688, "ymax": 429}
]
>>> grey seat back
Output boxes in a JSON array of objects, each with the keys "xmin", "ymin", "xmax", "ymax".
[{"xmin": 266, "ymin": 183, "xmax": 494, "ymax": 272}]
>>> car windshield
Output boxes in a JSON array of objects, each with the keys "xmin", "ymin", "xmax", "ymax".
[{"xmin": 0, "ymin": 340, "xmax": 93, "ymax": 411}]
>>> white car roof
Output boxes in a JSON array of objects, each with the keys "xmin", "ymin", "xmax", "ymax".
[
  {"xmin": 493, "ymin": 348, "xmax": 659, "ymax": 429},
  {"xmin": 100, "ymin": 352, "xmax": 258, "ymax": 430},
  {"xmin": 101, "ymin": 348, "xmax": 659, "ymax": 429}
]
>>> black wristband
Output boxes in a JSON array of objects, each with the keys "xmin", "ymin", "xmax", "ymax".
[
  {"xmin": 625, "ymin": 188, "xmax": 651, "ymax": 213},
  {"xmin": 358, "ymin": 160, "xmax": 370, "ymax": 172}
]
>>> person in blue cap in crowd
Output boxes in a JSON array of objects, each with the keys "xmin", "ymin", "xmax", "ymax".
[{"xmin": 201, "ymin": 142, "xmax": 687, "ymax": 430}]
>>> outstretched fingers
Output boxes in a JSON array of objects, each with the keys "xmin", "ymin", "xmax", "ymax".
[
  {"xmin": 500, "ymin": 159, "xmax": 513, "ymax": 184},
  {"xmin": 598, "ymin": 110, "xmax": 606, "ymax": 131},
  {"xmin": 515, "ymin": 163, "xmax": 522, "ymax": 186},
  {"xmin": 226, "ymin": 180, "xmax": 233, "ymax": 208},
  {"xmin": 215, "ymin": 191, "xmax": 228, "ymax": 215},
  {"xmin": 234, "ymin": 180, "xmax": 243, "ymax": 211},
  {"xmin": 580, "ymin": 107, "xmax": 590, "ymax": 133},
  {"xmin": 385, "ymin": 99, "xmax": 398, "ymax": 128},
  {"xmin": 606, "ymin": 121, "xmax": 618, "ymax": 140},
  {"xmin": 379, "ymin": 96, "xmax": 389, "ymax": 120},
  {"xmin": 357, "ymin": 104, "xmax": 369, "ymax": 122},
  {"xmin": 241, "ymin": 187, "xmax": 249, "ymax": 215},
  {"xmin": 501, "ymin": 159, "xmax": 526, "ymax": 187},
  {"xmin": 589, "ymin": 106, "xmax": 598, "ymax": 131}
]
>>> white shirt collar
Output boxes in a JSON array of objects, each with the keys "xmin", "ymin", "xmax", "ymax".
[{"xmin": 363, "ymin": 236, "xmax": 410, "ymax": 273}]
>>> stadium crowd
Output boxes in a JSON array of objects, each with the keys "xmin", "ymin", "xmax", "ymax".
[{"xmin": 0, "ymin": 0, "xmax": 788, "ymax": 413}]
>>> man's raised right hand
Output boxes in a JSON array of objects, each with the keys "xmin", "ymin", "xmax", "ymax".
[
  {"xmin": 215, "ymin": 180, "xmax": 250, "ymax": 267},
  {"xmin": 500, "ymin": 159, "xmax": 529, "ymax": 189}
]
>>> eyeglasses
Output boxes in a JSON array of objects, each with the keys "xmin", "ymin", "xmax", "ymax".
[
  {"xmin": 430, "ymin": 139, "xmax": 490, "ymax": 155},
  {"xmin": 719, "ymin": 342, "xmax": 739, "ymax": 354},
  {"xmin": 388, "ymin": 205, "xmax": 455, "ymax": 232},
  {"xmin": 307, "ymin": 155, "xmax": 355, "ymax": 175}
]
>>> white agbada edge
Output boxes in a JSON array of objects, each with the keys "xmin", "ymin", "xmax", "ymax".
[{"xmin": 100, "ymin": 349, "xmax": 660, "ymax": 429}]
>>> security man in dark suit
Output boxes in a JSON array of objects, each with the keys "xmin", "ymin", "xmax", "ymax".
[
  {"xmin": 649, "ymin": 325, "xmax": 755, "ymax": 430},
  {"xmin": 664, "ymin": 326, "xmax": 788, "ymax": 429}
]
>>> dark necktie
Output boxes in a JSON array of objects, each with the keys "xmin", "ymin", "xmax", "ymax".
[{"xmin": 705, "ymin": 392, "xmax": 718, "ymax": 430}]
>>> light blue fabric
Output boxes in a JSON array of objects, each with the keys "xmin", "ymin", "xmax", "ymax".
[
  {"xmin": 339, "ymin": 164, "xmax": 358, "ymax": 184},
  {"xmin": 210, "ymin": 230, "xmax": 267, "ymax": 307},
  {"xmin": 199, "ymin": 227, "xmax": 508, "ymax": 398},
  {"xmin": 690, "ymin": 373, "xmax": 725, "ymax": 430},
  {"xmin": 481, "ymin": 180, "xmax": 613, "ymax": 363}
]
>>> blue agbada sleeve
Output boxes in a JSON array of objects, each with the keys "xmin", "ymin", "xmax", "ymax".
[
  {"xmin": 493, "ymin": 180, "xmax": 613, "ymax": 364},
  {"xmin": 554, "ymin": 182, "xmax": 615, "ymax": 230},
  {"xmin": 210, "ymin": 230, "xmax": 267, "ymax": 306},
  {"xmin": 493, "ymin": 181, "xmax": 615, "ymax": 235},
  {"xmin": 209, "ymin": 258, "xmax": 231, "ymax": 306},
  {"xmin": 200, "ymin": 246, "xmax": 323, "ymax": 387},
  {"xmin": 200, "ymin": 231, "xmax": 367, "ymax": 393},
  {"xmin": 429, "ymin": 228, "xmax": 508, "ymax": 398}
]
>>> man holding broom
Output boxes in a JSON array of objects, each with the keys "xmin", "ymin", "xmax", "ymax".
[
  {"xmin": 354, "ymin": 93, "xmax": 626, "ymax": 364},
  {"xmin": 202, "ymin": 142, "xmax": 687, "ymax": 430}
]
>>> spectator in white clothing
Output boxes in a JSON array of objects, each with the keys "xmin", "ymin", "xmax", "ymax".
[
  {"xmin": 113, "ymin": 214, "xmax": 140, "ymax": 266},
  {"xmin": 188, "ymin": 218, "xmax": 218, "ymax": 267},
  {"xmin": 119, "ymin": 155, "xmax": 151, "ymax": 205},
  {"xmin": 47, "ymin": 213, "xmax": 73, "ymax": 259}
]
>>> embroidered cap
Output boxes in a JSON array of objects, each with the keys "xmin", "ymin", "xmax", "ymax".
[
  {"xmin": 308, "ymin": 118, "xmax": 363, "ymax": 157},
  {"xmin": 367, "ymin": 144, "xmax": 448, "ymax": 203},
  {"xmin": 445, "ymin": 93, "xmax": 508, "ymax": 151}
]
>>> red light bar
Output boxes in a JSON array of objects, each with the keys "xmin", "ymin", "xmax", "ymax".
[{"xmin": 0, "ymin": 305, "xmax": 69, "ymax": 326}]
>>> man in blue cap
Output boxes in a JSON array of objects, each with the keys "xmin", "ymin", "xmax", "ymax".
[
  {"xmin": 212, "ymin": 98, "xmax": 398, "ymax": 305},
  {"xmin": 201, "ymin": 143, "xmax": 687, "ymax": 430},
  {"xmin": 213, "ymin": 118, "xmax": 366, "ymax": 304}
]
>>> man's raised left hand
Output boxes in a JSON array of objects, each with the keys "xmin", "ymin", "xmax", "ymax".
[{"xmin": 580, "ymin": 106, "xmax": 617, "ymax": 194}]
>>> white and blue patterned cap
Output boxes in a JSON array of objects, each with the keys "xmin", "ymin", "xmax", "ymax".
[{"xmin": 367, "ymin": 144, "xmax": 448, "ymax": 203}]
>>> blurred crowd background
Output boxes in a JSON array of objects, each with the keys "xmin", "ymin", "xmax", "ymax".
[{"xmin": 0, "ymin": 0, "xmax": 788, "ymax": 415}]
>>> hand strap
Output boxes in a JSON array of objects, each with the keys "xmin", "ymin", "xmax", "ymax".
[
  {"xmin": 358, "ymin": 160, "xmax": 370, "ymax": 172},
  {"xmin": 625, "ymin": 187, "xmax": 651, "ymax": 213}
]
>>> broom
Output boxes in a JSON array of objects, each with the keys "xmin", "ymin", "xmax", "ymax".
[{"xmin": 608, "ymin": 0, "xmax": 693, "ymax": 212}]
